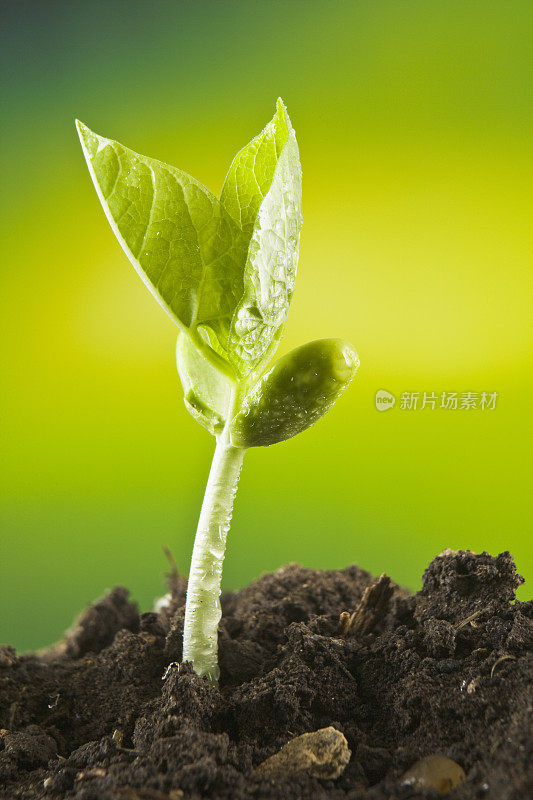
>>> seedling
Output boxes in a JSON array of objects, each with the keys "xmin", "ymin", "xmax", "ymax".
[{"xmin": 77, "ymin": 100, "xmax": 359, "ymax": 684}]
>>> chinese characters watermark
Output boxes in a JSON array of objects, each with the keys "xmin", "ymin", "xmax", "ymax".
[{"xmin": 375, "ymin": 390, "xmax": 498, "ymax": 412}]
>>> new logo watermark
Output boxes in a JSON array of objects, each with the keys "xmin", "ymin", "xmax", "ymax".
[
  {"xmin": 375, "ymin": 390, "xmax": 498, "ymax": 411},
  {"xmin": 375, "ymin": 390, "xmax": 396, "ymax": 411}
]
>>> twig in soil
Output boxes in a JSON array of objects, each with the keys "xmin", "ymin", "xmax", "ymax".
[
  {"xmin": 76, "ymin": 768, "xmax": 107, "ymax": 781},
  {"xmin": 162, "ymin": 546, "xmax": 181, "ymax": 596},
  {"xmin": 337, "ymin": 611, "xmax": 352, "ymax": 635},
  {"xmin": 490, "ymin": 653, "xmax": 516, "ymax": 678},
  {"xmin": 112, "ymin": 728, "xmax": 124, "ymax": 747},
  {"xmin": 9, "ymin": 698, "xmax": 21, "ymax": 728},
  {"xmin": 337, "ymin": 574, "xmax": 393, "ymax": 636},
  {"xmin": 454, "ymin": 608, "xmax": 485, "ymax": 630},
  {"xmin": 162, "ymin": 662, "xmax": 181, "ymax": 681},
  {"xmin": 467, "ymin": 676, "xmax": 480, "ymax": 694}
]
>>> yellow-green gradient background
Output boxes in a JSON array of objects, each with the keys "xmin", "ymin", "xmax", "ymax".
[{"xmin": 2, "ymin": 1, "xmax": 532, "ymax": 650}]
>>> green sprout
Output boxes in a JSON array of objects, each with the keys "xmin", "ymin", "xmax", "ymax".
[{"xmin": 77, "ymin": 100, "xmax": 359, "ymax": 684}]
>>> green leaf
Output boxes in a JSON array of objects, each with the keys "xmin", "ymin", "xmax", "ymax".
[
  {"xmin": 230, "ymin": 339, "xmax": 359, "ymax": 448},
  {"xmin": 221, "ymin": 99, "xmax": 303, "ymax": 377},
  {"xmin": 76, "ymin": 121, "xmax": 245, "ymax": 351},
  {"xmin": 176, "ymin": 333, "xmax": 231, "ymax": 436},
  {"xmin": 221, "ymin": 98, "xmax": 290, "ymax": 238}
]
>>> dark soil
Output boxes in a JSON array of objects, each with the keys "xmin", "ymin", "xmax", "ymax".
[{"xmin": 1, "ymin": 550, "xmax": 531, "ymax": 799}]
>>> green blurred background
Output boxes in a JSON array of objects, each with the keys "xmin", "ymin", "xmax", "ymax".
[{"xmin": 1, "ymin": 0, "xmax": 532, "ymax": 651}]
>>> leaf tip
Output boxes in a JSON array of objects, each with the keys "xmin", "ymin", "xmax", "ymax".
[
  {"xmin": 75, "ymin": 119, "xmax": 93, "ymax": 153},
  {"xmin": 274, "ymin": 97, "xmax": 294, "ymax": 137},
  {"xmin": 275, "ymin": 97, "xmax": 287, "ymax": 120}
]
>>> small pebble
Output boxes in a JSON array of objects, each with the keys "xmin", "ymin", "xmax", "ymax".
[
  {"xmin": 256, "ymin": 726, "xmax": 351, "ymax": 779},
  {"xmin": 401, "ymin": 754, "xmax": 466, "ymax": 794}
]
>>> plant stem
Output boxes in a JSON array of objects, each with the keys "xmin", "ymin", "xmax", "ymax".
[{"xmin": 182, "ymin": 423, "xmax": 246, "ymax": 684}]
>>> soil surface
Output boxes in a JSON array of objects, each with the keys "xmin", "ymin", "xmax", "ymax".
[{"xmin": 1, "ymin": 550, "xmax": 531, "ymax": 799}]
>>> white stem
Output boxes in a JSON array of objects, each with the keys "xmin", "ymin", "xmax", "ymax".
[{"xmin": 182, "ymin": 426, "xmax": 246, "ymax": 684}]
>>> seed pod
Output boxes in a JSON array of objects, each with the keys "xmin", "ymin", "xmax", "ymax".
[{"xmin": 230, "ymin": 339, "xmax": 359, "ymax": 447}]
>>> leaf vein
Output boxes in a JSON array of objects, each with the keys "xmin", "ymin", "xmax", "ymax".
[
  {"xmin": 135, "ymin": 164, "xmax": 157, "ymax": 259},
  {"xmin": 104, "ymin": 146, "xmax": 123, "ymax": 200},
  {"xmin": 157, "ymin": 168, "xmax": 201, "ymax": 316}
]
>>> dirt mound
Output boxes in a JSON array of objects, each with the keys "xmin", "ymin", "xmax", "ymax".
[{"xmin": 0, "ymin": 550, "xmax": 531, "ymax": 799}]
